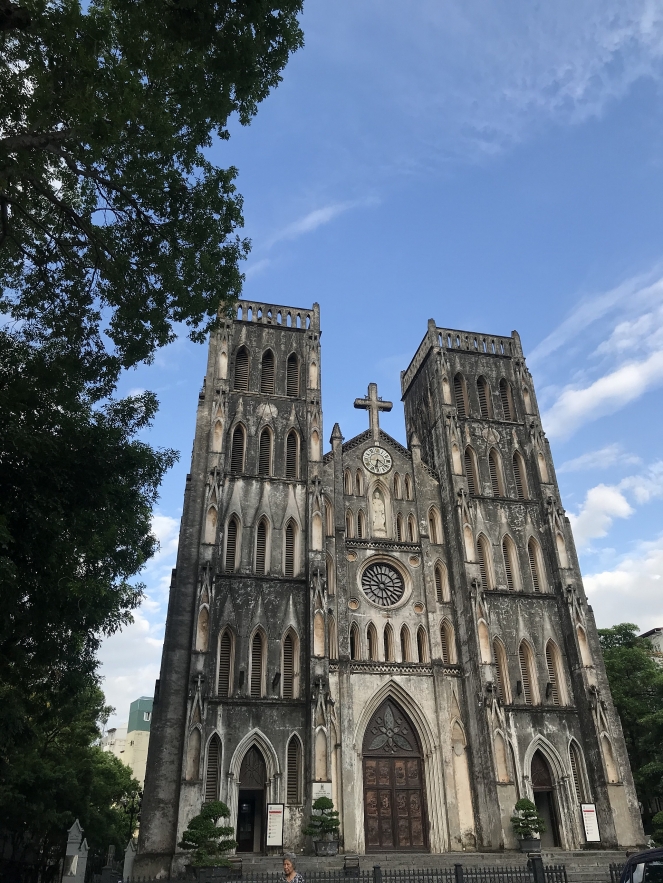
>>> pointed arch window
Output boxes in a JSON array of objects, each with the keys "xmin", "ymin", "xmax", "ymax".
[
  {"xmin": 230, "ymin": 424, "xmax": 246, "ymax": 473},
  {"xmin": 499, "ymin": 378, "xmax": 514, "ymax": 421},
  {"xmin": 569, "ymin": 741, "xmax": 585, "ymax": 802},
  {"xmin": 435, "ymin": 562, "xmax": 448, "ymax": 602},
  {"xmin": 260, "ymin": 349, "xmax": 275, "ymax": 394},
  {"xmin": 250, "ymin": 630, "xmax": 266, "ymax": 698},
  {"xmin": 355, "ymin": 470, "xmax": 364, "ymax": 495},
  {"xmin": 367, "ymin": 623, "xmax": 378, "ymax": 661},
  {"xmin": 537, "ymin": 450, "xmax": 550, "ymax": 483},
  {"xmin": 285, "ymin": 430, "xmax": 299, "ymax": 479},
  {"xmin": 328, "ymin": 616, "xmax": 338, "ymax": 660},
  {"xmin": 502, "ymin": 536, "xmax": 519, "ymax": 591},
  {"xmin": 217, "ymin": 630, "xmax": 234, "ymax": 698},
  {"xmin": 350, "ymin": 622, "xmax": 360, "ymax": 660},
  {"xmin": 234, "ymin": 346, "xmax": 249, "ymax": 391},
  {"xmin": 258, "ymin": 428, "xmax": 272, "ymax": 476},
  {"xmin": 440, "ymin": 620, "xmax": 454, "ymax": 665},
  {"xmin": 344, "ymin": 470, "xmax": 353, "ymax": 495},
  {"xmin": 284, "ymin": 520, "xmax": 297, "ymax": 577},
  {"xmin": 428, "ymin": 507, "xmax": 441, "ymax": 544},
  {"xmin": 407, "ymin": 514, "xmax": 417, "ymax": 542},
  {"xmin": 528, "ymin": 538, "xmax": 544, "ymax": 592},
  {"xmin": 224, "ymin": 516, "xmax": 239, "ymax": 572},
  {"xmin": 518, "ymin": 641, "xmax": 537, "ymax": 705},
  {"xmin": 417, "ymin": 626, "xmax": 429, "ymax": 663},
  {"xmin": 286, "ymin": 736, "xmax": 302, "ymax": 804},
  {"xmin": 396, "ymin": 513, "xmax": 404, "ymax": 542},
  {"xmin": 346, "ymin": 510, "xmax": 354, "ymax": 539},
  {"xmin": 404, "ymin": 475, "xmax": 413, "ymax": 501},
  {"xmin": 577, "ymin": 624, "xmax": 592, "ymax": 667},
  {"xmin": 255, "ymin": 518, "xmax": 268, "ymax": 575},
  {"xmin": 324, "ymin": 498, "xmax": 334, "ymax": 536},
  {"xmin": 196, "ymin": 607, "xmax": 210, "ymax": 652},
  {"xmin": 476, "ymin": 534, "xmax": 492, "ymax": 590},
  {"xmin": 400, "ymin": 625, "xmax": 412, "ymax": 662},
  {"xmin": 464, "ymin": 447, "xmax": 479, "ymax": 495},
  {"xmin": 282, "ymin": 630, "xmax": 299, "ymax": 698},
  {"xmin": 357, "ymin": 510, "xmax": 366, "ymax": 539},
  {"xmin": 488, "ymin": 448, "xmax": 504, "ymax": 496},
  {"xmin": 205, "ymin": 734, "xmax": 221, "ymax": 802},
  {"xmin": 545, "ymin": 640, "xmax": 566, "ymax": 706},
  {"xmin": 286, "ymin": 353, "xmax": 300, "ymax": 397},
  {"xmin": 493, "ymin": 638, "xmax": 510, "ymax": 704},
  {"xmin": 383, "ymin": 623, "xmax": 395, "ymax": 662},
  {"xmin": 394, "ymin": 473, "xmax": 402, "ymax": 499},
  {"xmin": 512, "ymin": 452, "xmax": 528, "ymax": 499},
  {"xmin": 477, "ymin": 376, "xmax": 492, "ymax": 419},
  {"xmin": 454, "ymin": 373, "xmax": 468, "ymax": 417},
  {"xmin": 326, "ymin": 552, "xmax": 335, "ymax": 596}
]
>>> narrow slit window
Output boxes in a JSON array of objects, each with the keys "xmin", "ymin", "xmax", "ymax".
[
  {"xmin": 417, "ymin": 627, "xmax": 429, "ymax": 663},
  {"xmin": 260, "ymin": 349, "xmax": 275, "ymax": 394},
  {"xmin": 250, "ymin": 632, "xmax": 264, "ymax": 698},
  {"xmin": 493, "ymin": 639, "xmax": 509, "ymax": 703},
  {"xmin": 286, "ymin": 353, "xmax": 299, "ymax": 397},
  {"xmin": 477, "ymin": 535, "xmax": 491, "ymax": 590},
  {"xmin": 477, "ymin": 377, "xmax": 492, "ymax": 418},
  {"xmin": 204, "ymin": 735, "xmax": 221, "ymax": 802},
  {"xmin": 255, "ymin": 519, "xmax": 267, "ymax": 575},
  {"xmin": 218, "ymin": 631, "xmax": 232, "ymax": 698},
  {"xmin": 286, "ymin": 737, "xmax": 301, "ymax": 804},
  {"xmin": 512, "ymin": 452, "xmax": 527, "ymax": 499},
  {"xmin": 488, "ymin": 449, "xmax": 503, "ymax": 496},
  {"xmin": 499, "ymin": 379, "xmax": 513, "ymax": 421},
  {"xmin": 225, "ymin": 518, "xmax": 238, "ymax": 572},
  {"xmin": 435, "ymin": 563, "xmax": 446, "ymax": 602},
  {"xmin": 570, "ymin": 743, "xmax": 584, "ymax": 802},
  {"xmin": 464, "ymin": 447, "xmax": 478, "ymax": 495},
  {"xmin": 518, "ymin": 642, "xmax": 534, "ymax": 705},
  {"xmin": 440, "ymin": 621, "xmax": 453, "ymax": 665},
  {"xmin": 258, "ymin": 429, "xmax": 272, "ymax": 476},
  {"xmin": 286, "ymin": 430, "xmax": 299, "ymax": 479},
  {"xmin": 230, "ymin": 425, "xmax": 245, "ymax": 473},
  {"xmin": 528, "ymin": 539, "xmax": 542, "ymax": 592},
  {"xmin": 454, "ymin": 374, "xmax": 467, "ymax": 417},
  {"xmin": 367, "ymin": 623, "xmax": 378, "ymax": 661},
  {"xmin": 350, "ymin": 623, "xmax": 360, "ymax": 660},
  {"xmin": 502, "ymin": 537, "xmax": 516, "ymax": 590},
  {"xmin": 282, "ymin": 633, "xmax": 295, "ymax": 698},
  {"xmin": 284, "ymin": 521, "xmax": 296, "ymax": 577},
  {"xmin": 357, "ymin": 510, "xmax": 366, "ymax": 539},
  {"xmin": 234, "ymin": 347, "xmax": 249, "ymax": 391},
  {"xmin": 400, "ymin": 625, "xmax": 411, "ymax": 662}
]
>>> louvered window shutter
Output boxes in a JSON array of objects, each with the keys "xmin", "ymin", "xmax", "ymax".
[
  {"xmin": 440, "ymin": 624, "xmax": 450, "ymax": 665},
  {"xmin": 258, "ymin": 430, "xmax": 271, "ymax": 476},
  {"xmin": 383, "ymin": 628, "xmax": 391, "ymax": 661},
  {"xmin": 250, "ymin": 633, "xmax": 263, "ymax": 697},
  {"xmin": 218, "ymin": 632, "xmax": 232, "ymax": 698},
  {"xmin": 502, "ymin": 540, "xmax": 514, "ymax": 590},
  {"xmin": 417, "ymin": 628, "xmax": 428, "ymax": 663},
  {"xmin": 286, "ymin": 739, "xmax": 300, "ymax": 804},
  {"xmin": 286, "ymin": 354, "xmax": 299, "ymax": 397},
  {"xmin": 396, "ymin": 516, "xmax": 403, "ymax": 542},
  {"xmin": 204, "ymin": 736, "xmax": 221, "ymax": 802},
  {"xmin": 477, "ymin": 539, "xmax": 489, "ymax": 590},
  {"xmin": 546, "ymin": 645, "xmax": 560, "ymax": 705},
  {"xmin": 225, "ymin": 519, "xmax": 238, "ymax": 572},
  {"xmin": 261, "ymin": 351, "xmax": 275, "ymax": 394},
  {"xmin": 255, "ymin": 521, "xmax": 267, "ymax": 575},
  {"xmin": 454, "ymin": 375, "xmax": 466, "ymax": 417},
  {"xmin": 350, "ymin": 625, "xmax": 359, "ymax": 660},
  {"xmin": 494, "ymin": 645, "xmax": 506, "ymax": 702},
  {"xmin": 528, "ymin": 542, "xmax": 541, "ymax": 591},
  {"xmin": 464, "ymin": 451, "xmax": 477, "ymax": 495},
  {"xmin": 286, "ymin": 432, "xmax": 298, "ymax": 479},
  {"xmin": 408, "ymin": 517, "xmax": 415, "ymax": 542},
  {"xmin": 477, "ymin": 378, "xmax": 490, "ymax": 418},
  {"xmin": 570, "ymin": 744, "xmax": 583, "ymax": 801},
  {"xmin": 282, "ymin": 634, "xmax": 294, "ymax": 698},
  {"xmin": 429, "ymin": 513, "xmax": 438, "ymax": 544},
  {"xmin": 513, "ymin": 454, "xmax": 525, "ymax": 499},
  {"xmin": 230, "ymin": 426, "xmax": 245, "ymax": 472},
  {"xmin": 500, "ymin": 380, "xmax": 512, "ymax": 420},
  {"xmin": 435, "ymin": 566, "xmax": 444, "ymax": 603},
  {"xmin": 489, "ymin": 452, "xmax": 500, "ymax": 496},
  {"xmin": 234, "ymin": 348, "xmax": 249, "ymax": 391},
  {"xmin": 357, "ymin": 511, "xmax": 364, "ymax": 539},
  {"xmin": 519, "ymin": 645, "xmax": 533, "ymax": 704},
  {"xmin": 400, "ymin": 628, "xmax": 409, "ymax": 662},
  {"xmin": 284, "ymin": 522, "xmax": 295, "ymax": 577}
]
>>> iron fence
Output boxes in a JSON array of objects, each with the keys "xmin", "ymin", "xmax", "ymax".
[{"xmin": 610, "ymin": 863, "xmax": 626, "ymax": 883}]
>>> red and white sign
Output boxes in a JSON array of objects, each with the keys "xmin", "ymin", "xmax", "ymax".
[
  {"xmin": 266, "ymin": 804, "xmax": 284, "ymax": 847},
  {"xmin": 581, "ymin": 804, "xmax": 601, "ymax": 842}
]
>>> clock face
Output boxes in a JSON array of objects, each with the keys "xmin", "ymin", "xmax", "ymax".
[{"xmin": 363, "ymin": 446, "xmax": 393, "ymax": 475}]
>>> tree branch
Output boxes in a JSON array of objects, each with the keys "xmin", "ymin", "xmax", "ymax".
[
  {"xmin": 0, "ymin": 0, "xmax": 31, "ymax": 31},
  {"xmin": 0, "ymin": 130, "xmax": 75, "ymax": 151}
]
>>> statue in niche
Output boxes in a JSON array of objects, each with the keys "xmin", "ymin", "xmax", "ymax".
[{"xmin": 372, "ymin": 490, "xmax": 387, "ymax": 537}]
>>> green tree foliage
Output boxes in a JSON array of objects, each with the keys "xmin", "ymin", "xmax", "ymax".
[
  {"xmin": 178, "ymin": 801, "xmax": 237, "ymax": 868},
  {"xmin": 0, "ymin": 679, "xmax": 140, "ymax": 882},
  {"xmin": 302, "ymin": 796, "xmax": 341, "ymax": 841},
  {"xmin": 510, "ymin": 798, "xmax": 546, "ymax": 839},
  {"xmin": 0, "ymin": 0, "xmax": 304, "ymax": 382},
  {"xmin": 598, "ymin": 624, "xmax": 663, "ymax": 832}
]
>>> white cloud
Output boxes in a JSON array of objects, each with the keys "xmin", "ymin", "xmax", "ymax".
[
  {"xmin": 584, "ymin": 533, "xmax": 663, "ymax": 632},
  {"xmin": 568, "ymin": 484, "xmax": 634, "ymax": 547},
  {"xmin": 244, "ymin": 258, "xmax": 272, "ymax": 279},
  {"xmin": 267, "ymin": 202, "xmax": 359, "ymax": 246},
  {"xmin": 557, "ymin": 444, "xmax": 641, "ymax": 473},
  {"xmin": 542, "ymin": 349, "xmax": 663, "ymax": 439}
]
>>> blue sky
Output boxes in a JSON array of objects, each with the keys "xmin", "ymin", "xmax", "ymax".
[{"xmin": 101, "ymin": 0, "xmax": 663, "ymax": 724}]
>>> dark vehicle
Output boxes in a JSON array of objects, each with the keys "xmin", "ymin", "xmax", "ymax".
[{"xmin": 620, "ymin": 848, "xmax": 663, "ymax": 883}]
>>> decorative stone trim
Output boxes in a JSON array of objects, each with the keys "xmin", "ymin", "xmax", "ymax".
[
  {"xmin": 346, "ymin": 538, "xmax": 421, "ymax": 553},
  {"xmin": 329, "ymin": 660, "xmax": 461, "ymax": 677}
]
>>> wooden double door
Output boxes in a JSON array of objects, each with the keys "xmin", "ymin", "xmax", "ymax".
[{"xmin": 362, "ymin": 699, "xmax": 428, "ymax": 851}]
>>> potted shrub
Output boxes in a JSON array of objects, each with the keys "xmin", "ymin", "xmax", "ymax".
[
  {"xmin": 179, "ymin": 800, "xmax": 238, "ymax": 880},
  {"xmin": 303, "ymin": 796, "xmax": 340, "ymax": 856},
  {"xmin": 510, "ymin": 798, "xmax": 546, "ymax": 853}
]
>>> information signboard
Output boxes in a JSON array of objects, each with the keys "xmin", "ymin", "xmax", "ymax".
[
  {"xmin": 311, "ymin": 782, "xmax": 333, "ymax": 802},
  {"xmin": 266, "ymin": 804, "xmax": 284, "ymax": 847},
  {"xmin": 581, "ymin": 803, "xmax": 601, "ymax": 842}
]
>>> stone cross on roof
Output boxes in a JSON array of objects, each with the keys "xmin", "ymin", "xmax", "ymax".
[{"xmin": 354, "ymin": 382, "xmax": 393, "ymax": 443}]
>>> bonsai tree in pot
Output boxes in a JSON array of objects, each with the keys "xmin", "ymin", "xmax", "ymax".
[
  {"xmin": 179, "ymin": 800, "xmax": 237, "ymax": 875},
  {"xmin": 511, "ymin": 798, "xmax": 546, "ymax": 853},
  {"xmin": 303, "ymin": 796, "xmax": 341, "ymax": 856}
]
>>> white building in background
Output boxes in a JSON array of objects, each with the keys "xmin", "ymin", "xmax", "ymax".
[
  {"xmin": 101, "ymin": 696, "xmax": 153, "ymax": 787},
  {"xmin": 640, "ymin": 627, "xmax": 663, "ymax": 666}
]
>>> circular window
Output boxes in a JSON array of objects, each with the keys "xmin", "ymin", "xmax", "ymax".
[{"xmin": 361, "ymin": 562, "xmax": 405, "ymax": 607}]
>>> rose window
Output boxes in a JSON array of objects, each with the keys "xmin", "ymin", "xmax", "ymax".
[{"xmin": 361, "ymin": 562, "xmax": 405, "ymax": 606}]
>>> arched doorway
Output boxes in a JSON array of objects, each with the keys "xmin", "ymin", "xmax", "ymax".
[
  {"xmin": 531, "ymin": 750, "xmax": 560, "ymax": 847},
  {"xmin": 237, "ymin": 747, "xmax": 266, "ymax": 852},
  {"xmin": 363, "ymin": 698, "xmax": 428, "ymax": 852}
]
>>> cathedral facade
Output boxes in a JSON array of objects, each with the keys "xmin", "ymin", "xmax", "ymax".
[{"xmin": 135, "ymin": 301, "xmax": 643, "ymax": 877}]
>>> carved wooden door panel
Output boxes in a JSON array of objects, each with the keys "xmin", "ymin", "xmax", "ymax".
[{"xmin": 362, "ymin": 700, "xmax": 428, "ymax": 851}]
